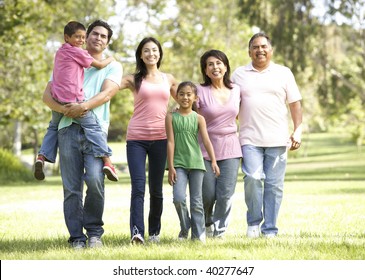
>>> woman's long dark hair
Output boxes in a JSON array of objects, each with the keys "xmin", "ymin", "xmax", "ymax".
[
  {"xmin": 134, "ymin": 37, "xmax": 163, "ymax": 92},
  {"xmin": 200, "ymin": 49, "xmax": 233, "ymax": 89}
]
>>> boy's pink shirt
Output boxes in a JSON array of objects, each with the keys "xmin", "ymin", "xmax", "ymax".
[{"xmin": 51, "ymin": 43, "xmax": 94, "ymax": 103}]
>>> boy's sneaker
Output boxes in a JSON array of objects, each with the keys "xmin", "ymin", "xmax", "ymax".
[
  {"xmin": 34, "ymin": 156, "xmax": 45, "ymax": 180},
  {"xmin": 247, "ymin": 225, "xmax": 260, "ymax": 238},
  {"xmin": 131, "ymin": 234, "xmax": 144, "ymax": 245},
  {"xmin": 89, "ymin": 236, "xmax": 103, "ymax": 248},
  {"xmin": 103, "ymin": 163, "xmax": 119, "ymax": 182}
]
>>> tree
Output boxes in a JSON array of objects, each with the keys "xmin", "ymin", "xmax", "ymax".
[
  {"xmin": 0, "ymin": 0, "xmax": 117, "ymax": 156},
  {"xmin": 319, "ymin": 0, "xmax": 365, "ymax": 145}
]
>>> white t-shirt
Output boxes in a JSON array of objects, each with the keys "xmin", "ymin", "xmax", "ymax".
[{"xmin": 232, "ymin": 62, "xmax": 302, "ymax": 147}]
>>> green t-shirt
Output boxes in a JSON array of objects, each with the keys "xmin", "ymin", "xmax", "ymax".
[
  {"xmin": 172, "ymin": 111, "xmax": 205, "ymax": 171},
  {"xmin": 57, "ymin": 61, "xmax": 122, "ymax": 134}
]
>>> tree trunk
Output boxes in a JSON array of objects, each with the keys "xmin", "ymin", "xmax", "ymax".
[{"xmin": 13, "ymin": 120, "xmax": 22, "ymax": 157}]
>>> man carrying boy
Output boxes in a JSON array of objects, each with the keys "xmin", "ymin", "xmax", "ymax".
[{"xmin": 42, "ymin": 20, "xmax": 122, "ymax": 249}]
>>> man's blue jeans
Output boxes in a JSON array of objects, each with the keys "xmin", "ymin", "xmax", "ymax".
[
  {"xmin": 127, "ymin": 140, "xmax": 167, "ymax": 239},
  {"xmin": 202, "ymin": 158, "xmax": 240, "ymax": 237},
  {"xmin": 58, "ymin": 123, "xmax": 106, "ymax": 243},
  {"xmin": 173, "ymin": 168, "xmax": 206, "ymax": 241},
  {"xmin": 241, "ymin": 145, "xmax": 287, "ymax": 235}
]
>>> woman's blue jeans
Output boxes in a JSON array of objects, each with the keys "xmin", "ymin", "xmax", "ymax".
[
  {"xmin": 127, "ymin": 140, "xmax": 167, "ymax": 239},
  {"xmin": 241, "ymin": 145, "xmax": 287, "ymax": 235},
  {"xmin": 202, "ymin": 158, "xmax": 240, "ymax": 237},
  {"xmin": 58, "ymin": 123, "xmax": 106, "ymax": 244},
  {"xmin": 173, "ymin": 168, "xmax": 206, "ymax": 241}
]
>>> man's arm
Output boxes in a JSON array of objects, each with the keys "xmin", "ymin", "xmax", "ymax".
[
  {"xmin": 42, "ymin": 82, "xmax": 85, "ymax": 118},
  {"xmin": 62, "ymin": 79, "xmax": 120, "ymax": 118},
  {"xmin": 288, "ymin": 100, "xmax": 303, "ymax": 150}
]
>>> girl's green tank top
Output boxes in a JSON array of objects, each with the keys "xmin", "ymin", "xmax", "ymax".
[{"xmin": 172, "ymin": 111, "xmax": 205, "ymax": 171}]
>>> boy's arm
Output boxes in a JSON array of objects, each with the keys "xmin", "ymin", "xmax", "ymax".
[
  {"xmin": 198, "ymin": 114, "xmax": 220, "ymax": 177},
  {"xmin": 91, "ymin": 56, "xmax": 115, "ymax": 69}
]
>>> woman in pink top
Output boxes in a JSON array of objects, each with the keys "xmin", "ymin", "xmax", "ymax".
[
  {"xmin": 196, "ymin": 50, "xmax": 242, "ymax": 238},
  {"xmin": 120, "ymin": 37, "xmax": 178, "ymax": 244}
]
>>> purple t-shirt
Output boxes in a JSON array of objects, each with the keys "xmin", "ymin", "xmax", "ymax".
[{"xmin": 196, "ymin": 84, "xmax": 242, "ymax": 161}]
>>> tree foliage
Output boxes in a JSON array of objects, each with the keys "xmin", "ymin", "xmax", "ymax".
[
  {"xmin": 0, "ymin": 0, "xmax": 116, "ymax": 151},
  {"xmin": 0, "ymin": 0, "xmax": 364, "ymax": 154}
]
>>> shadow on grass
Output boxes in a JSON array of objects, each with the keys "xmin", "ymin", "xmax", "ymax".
[
  {"xmin": 3, "ymin": 174, "xmax": 132, "ymax": 188},
  {"xmin": 2, "ymin": 233, "xmax": 365, "ymax": 260},
  {"xmin": 0, "ymin": 234, "xmax": 133, "ymax": 254}
]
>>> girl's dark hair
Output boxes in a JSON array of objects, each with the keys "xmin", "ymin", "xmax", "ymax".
[
  {"xmin": 200, "ymin": 49, "xmax": 233, "ymax": 89},
  {"xmin": 64, "ymin": 21, "xmax": 85, "ymax": 37},
  {"xmin": 177, "ymin": 81, "xmax": 197, "ymax": 95},
  {"xmin": 134, "ymin": 37, "xmax": 163, "ymax": 92},
  {"xmin": 177, "ymin": 81, "xmax": 198, "ymax": 111},
  {"xmin": 86, "ymin": 19, "xmax": 113, "ymax": 43}
]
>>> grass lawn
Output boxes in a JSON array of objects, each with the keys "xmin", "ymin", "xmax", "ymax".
[{"xmin": 1, "ymin": 133, "xmax": 365, "ymax": 261}]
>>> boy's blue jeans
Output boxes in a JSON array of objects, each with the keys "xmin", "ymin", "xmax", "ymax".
[{"xmin": 39, "ymin": 110, "xmax": 111, "ymax": 163}]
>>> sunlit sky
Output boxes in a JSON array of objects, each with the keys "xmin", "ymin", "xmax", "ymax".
[{"xmin": 110, "ymin": 0, "xmax": 363, "ymax": 44}]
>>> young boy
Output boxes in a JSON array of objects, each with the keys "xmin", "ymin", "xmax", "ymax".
[{"xmin": 34, "ymin": 21, "xmax": 118, "ymax": 181}]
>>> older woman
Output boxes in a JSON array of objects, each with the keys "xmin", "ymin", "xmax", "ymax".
[{"xmin": 196, "ymin": 49, "xmax": 241, "ymax": 238}]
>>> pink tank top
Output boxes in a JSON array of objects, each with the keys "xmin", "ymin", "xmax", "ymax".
[{"xmin": 127, "ymin": 74, "xmax": 170, "ymax": 140}]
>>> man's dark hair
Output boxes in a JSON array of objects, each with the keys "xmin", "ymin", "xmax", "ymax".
[
  {"xmin": 64, "ymin": 21, "xmax": 86, "ymax": 37},
  {"xmin": 86, "ymin": 19, "xmax": 113, "ymax": 43},
  {"xmin": 248, "ymin": 32, "xmax": 272, "ymax": 49}
]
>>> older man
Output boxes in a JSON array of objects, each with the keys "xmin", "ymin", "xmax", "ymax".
[{"xmin": 232, "ymin": 32, "xmax": 302, "ymax": 238}]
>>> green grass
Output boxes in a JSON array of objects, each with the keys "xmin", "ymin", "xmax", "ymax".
[{"xmin": 1, "ymin": 133, "xmax": 365, "ymax": 260}]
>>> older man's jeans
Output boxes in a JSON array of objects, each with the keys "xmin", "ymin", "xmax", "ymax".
[
  {"xmin": 127, "ymin": 140, "xmax": 167, "ymax": 239},
  {"xmin": 241, "ymin": 145, "xmax": 287, "ymax": 235},
  {"xmin": 58, "ymin": 124, "xmax": 105, "ymax": 244}
]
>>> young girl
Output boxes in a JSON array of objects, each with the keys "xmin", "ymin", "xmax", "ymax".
[{"xmin": 166, "ymin": 81, "xmax": 220, "ymax": 242}]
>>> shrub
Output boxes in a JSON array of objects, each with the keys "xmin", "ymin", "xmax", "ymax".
[{"xmin": 0, "ymin": 148, "xmax": 33, "ymax": 184}]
